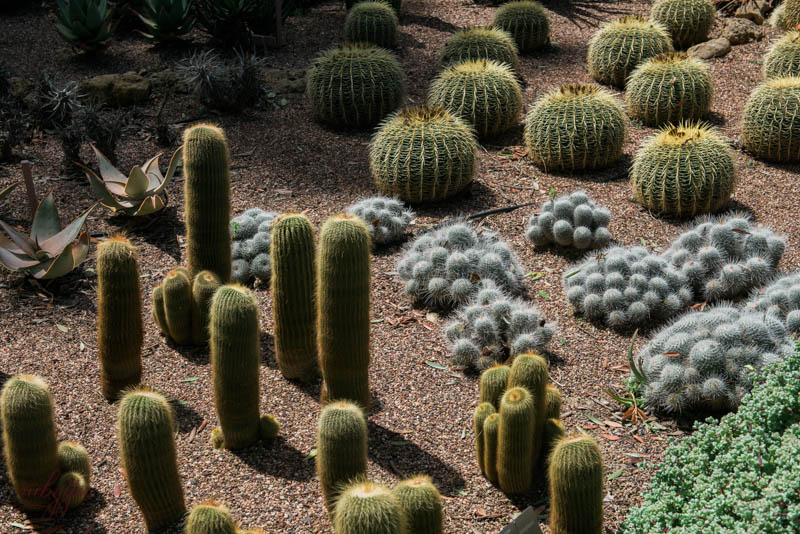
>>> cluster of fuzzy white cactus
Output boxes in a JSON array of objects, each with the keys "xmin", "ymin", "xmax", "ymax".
[
  {"xmin": 345, "ymin": 196, "xmax": 414, "ymax": 246},
  {"xmin": 526, "ymin": 190, "xmax": 612, "ymax": 250},
  {"xmin": 229, "ymin": 208, "xmax": 278, "ymax": 283}
]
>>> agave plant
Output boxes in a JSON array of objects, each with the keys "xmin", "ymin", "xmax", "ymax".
[
  {"xmin": 54, "ymin": 0, "xmax": 115, "ymax": 51},
  {"xmin": 78, "ymin": 145, "xmax": 183, "ymax": 216},
  {"xmin": 0, "ymin": 183, "xmax": 17, "ymax": 203},
  {"xmin": 137, "ymin": 0, "xmax": 194, "ymax": 41},
  {"xmin": 0, "ymin": 193, "xmax": 94, "ymax": 279}
]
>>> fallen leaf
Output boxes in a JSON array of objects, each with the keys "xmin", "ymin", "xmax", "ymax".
[
  {"xmin": 425, "ymin": 312, "xmax": 440, "ymax": 323},
  {"xmin": 538, "ymin": 290, "xmax": 550, "ymax": 299},
  {"xmin": 604, "ymin": 420, "xmax": 624, "ymax": 429},
  {"xmin": 56, "ymin": 324, "xmax": 68, "ymax": 333},
  {"xmin": 633, "ymin": 435, "xmax": 645, "ymax": 444},
  {"xmin": 187, "ymin": 427, "xmax": 197, "ymax": 443},
  {"xmin": 425, "ymin": 361, "xmax": 447, "ymax": 370},
  {"xmin": 304, "ymin": 449, "xmax": 318, "ymax": 460},
  {"xmin": 599, "ymin": 433, "xmax": 621, "ymax": 441},
  {"xmin": 585, "ymin": 414, "xmax": 605, "ymax": 426},
  {"xmin": 113, "ymin": 484, "xmax": 121, "ymax": 498},
  {"xmin": 197, "ymin": 419, "xmax": 208, "ymax": 432},
  {"xmin": 181, "ymin": 377, "xmax": 200, "ymax": 383},
  {"xmin": 582, "ymin": 424, "xmax": 600, "ymax": 430},
  {"xmin": 608, "ymin": 468, "xmax": 624, "ymax": 480}
]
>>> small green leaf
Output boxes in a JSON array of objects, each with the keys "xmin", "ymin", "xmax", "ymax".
[
  {"xmin": 585, "ymin": 414, "xmax": 605, "ymax": 426},
  {"xmin": 456, "ymin": 489, "xmax": 467, "ymax": 496},
  {"xmin": 564, "ymin": 269, "xmax": 582, "ymax": 279},
  {"xmin": 181, "ymin": 377, "xmax": 200, "ymax": 383},
  {"xmin": 538, "ymin": 290, "xmax": 550, "ymax": 299},
  {"xmin": 425, "ymin": 361, "xmax": 447, "ymax": 370},
  {"xmin": 608, "ymin": 468, "xmax": 624, "ymax": 480},
  {"xmin": 549, "ymin": 186, "xmax": 556, "ymax": 199},
  {"xmin": 371, "ymin": 318, "xmax": 385, "ymax": 324},
  {"xmin": 444, "ymin": 380, "xmax": 458, "ymax": 385},
  {"xmin": 305, "ymin": 448, "xmax": 318, "ymax": 460},
  {"xmin": 56, "ymin": 324, "xmax": 69, "ymax": 333},
  {"xmin": 560, "ymin": 337, "xmax": 566, "ymax": 346},
  {"xmin": 640, "ymin": 238, "xmax": 646, "ymax": 247},
  {"xmin": 526, "ymin": 271, "xmax": 545, "ymax": 281}
]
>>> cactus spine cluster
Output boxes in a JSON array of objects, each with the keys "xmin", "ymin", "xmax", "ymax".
[
  {"xmin": 192, "ymin": 270, "xmax": 222, "ymax": 344},
  {"xmin": 742, "ymin": 77, "xmax": 800, "ymax": 162},
  {"xmin": 316, "ymin": 401, "xmax": 368, "ymax": 514},
  {"xmin": 56, "ymin": 442, "xmax": 91, "ymax": 508},
  {"xmin": 96, "ymin": 236, "xmax": 142, "ymax": 401},
  {"xmin": 347, "ymin": 0, "xmax": 401, "ymax": 11},
  {"xmin": 651, "ymin": 0, "xmax": 715, "ymax": 49},
  {"xmin": 548, "ymin": 436, "xmax": 604, "ymax": 534},
  {"xmin": 491, "ymin": 1, "xmax": 549, "ymax": 53},
  {"xmin": 743, "ymin": 271, "xmax": 800, "ymax": 336},
  {"xmin": 345, "ymin": 1, "xmax": 398, "ymax": 48},
  {"xmin": 439, "ymin": 26, "xmax": 520, "ymax": 71},
  {"xmin": 333, "ymin": 480, "xmax": 408, "ymax": 534},
  {"xmin": 763, "ymin": 32, "xmax": 800, "ymax": 80},
  {"xmin": 392, "ymin": 475, "xmax": 444, "ymax": 534},
  {"xmin": 526, "ymin": 190, "xmax": 612, "ymax": 250},
  {"xmin": 345, "ymin": 196, "xmax": 414, "ymax": 246}
]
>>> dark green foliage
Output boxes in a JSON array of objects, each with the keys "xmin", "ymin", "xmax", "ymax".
[
  {"xmin": 440, "ymin": 26, "xmax": 520, "ymax": 71},
  {"xmin": 191, "ymin": 270, "xmax": 221, "ymax": 345},
  {"xmin": 178, "ymin": 51, "xmax": 267, "ymax": 113},
  {"xmin": 138, "ymin": 0, "xmax": 193, "ymax": 41},
  {"xmin": 764, "ymin": 31, "xmax": 800, "ymax": 80},
  {"xmin": 651, "ymin": 0, "xmax": 714, "ymax": 49},
  {"xmin": 345, "ymin": 1, "xmax": 398, "ymax": 48},
  {"xmin": 55, "ymin": 0, "xmax": 115, "ymax": 51},
  {"xmin": 316, "ymin": 402, "xmax": 368, "ymax": 514},
  {"xmin": 392, "ymin": 476, "xmax": 444, "ymax": 534},
  {"xmin": 497, "ymin": 386, "xmax": 535, "ymax": 493},
  {"xmin": 492, "ymin": 1, "xmax": 549, "ymax": 53},
  {"xmin": 742, "ymin": 77, "xmax": 800, "ymax": 162},
  {"xmin": 548, "ymin": 436, "xmax": 604, "ymax": 534}
]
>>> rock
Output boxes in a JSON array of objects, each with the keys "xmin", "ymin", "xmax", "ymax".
[
  {"xmin": 148, "ymin": 69, "xmax": 190, "ymax": 94},
  {"xmin": 80, "ymin": 72, "xmax": 151, "ymax": 106},
  {"xmin": 688, "ymin": 38, "xmax": 732, "ymax": 59},
  {"xmin": 8, "ymin": 76, "xmax": 32, "ymax": 100},
  {"xmin": 734, "ymin": 0, "xmax": 765, "ymax": 24},
  {"xmin": 722, "ymin": 17, "xmax": 765, "ymax": 45},
  {"xmin": 262, "ymin": 68, "xmax": 306, "ymax": 94}
]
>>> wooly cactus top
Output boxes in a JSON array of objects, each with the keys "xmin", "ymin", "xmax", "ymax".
[
  {"xmin": 397, "ymin": 222, "xmax": 524, "ymax": 310},
  {"xmin": 345, "ymin": 196, "xmax": 414, "ymax": 246},
  {"xmin": 444, "ymin": 280, "xmax": 555, "ymax": 370},
  {"xmin": 526, "ymin": 190, "xmax": 612, "ymax": 250},
  {"xmin": 743, "ymin": 271, "xmax": 800, "ymax": 336},
  {"xmin": 230, "ymin": 208, "xmax": 279, "ymax": 283}
]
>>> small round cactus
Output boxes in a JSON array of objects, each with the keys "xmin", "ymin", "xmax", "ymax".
[
  {"xmin": 333, "ymin": 480, "xmax": 408, "ymax": 534},
  {"xmin": 523, "ymin": 84, "xmax": 626, "ymax": 171},
  {"xmin": 307, "ymin": 43, "xmax": 405, "ymax": 128},
  {"xmin": 492, "ymin": 1, "xmax": 549, "ymax": 53},
  {"xmin": 625, "ymin": 52, "xmax": 712, "ymax": 126},
  {"xmin": 587, "ymin": 16, "xmax": 673, "ymax": 88},
  {"xmin": 651, "ymin": 0, "xmax": 715, "ymax": 49},
  {"xmin": 345, "ymin": 196, "xmax": 414, "ymax": 246},
  {"xmin": 346, "ymin": 0, "xmax": 401, "ymax": 12},
  {"xmin": 392, "ymin": 476, "xmax": 444, "ymax": 534},
  {"xmin": 370, "ymin": 106, "xmax": 477, "ymax": 203},
  {"xmin": 230, "ymin": 208, "xmax": 278, "ymax": 284},
  {"xmin": 345, "ymin": 1, "xmax": 398, "ymax": 48},
  {"xmin": 744, "ymin": 271, "xmax": 800, "ymax": 336},
  {"xmin": 439, "ymin": 26, "xmax": 520, "ymax": 71},
  {"xmin": 427, "ymin": 59, "xmax": 523, "ymax": 138},
  {"xmin": 763, "ymin": 32, "xmax": 800, "ymax": 80},
  {"xmin": 742, "ymin": 77, "xmax": 800, "ymax": 162},
  {"xmin": 186, "ymin": 502, "xmax": 237, "ymax": 534},
  {"xmin": 630, "ymin": 122, "xmax": 735, "ymax": 218},
  {"xmin": 526, "ymin": 190, "xmax": 612, "ymax": 250}
]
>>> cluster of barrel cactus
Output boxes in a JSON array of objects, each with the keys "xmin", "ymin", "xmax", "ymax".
[
  {"xmin": 345, "ymin": 196, "xmax": 414, "ymax": 246},
  {"xmin": 230, "ymin": 208, "xmax": 278, "ymax": 283},
  {"xmin": 439, "ymin": 26, "xmax": 520, "ymax": 71},
  {"xmin": 345, "ymin": 1, "xmax": 398, "ymax": 48},
  {"xmin": 445, "ymin": 280, "xmax": 555, "ymax": 370},
  {"xmin": 397, "ymin": 222, "xmax": 523, "ymax": 310},
  {"xmin": 770, "ymin": 0, "xmax": 800, "ymax": 30},
  {"xmin": 763, "ymin": 31, "xmax": 800, "ymax": 80},
  {"xmin": 743, "ymin": 271, "xmax": 800, "ymax": 336},
  {"xmin": 526, "ymin": 190, "xmax": 612, "ymax": 250},
  {"xmin": 742, "ymin": 77, "xmax": 800, "ymax": 162},
  {"xmin": 491, "ymin": 1, "xmax": 549, "ymax": 53},
  {"xmin": 186, "ymin": 502, "xmax": 259, "ymax": 534},
  {"xmin": 650, "ymin": 0, "xmax": 715, "ymax": 49}
]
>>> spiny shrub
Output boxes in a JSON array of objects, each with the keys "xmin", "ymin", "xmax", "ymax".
[
  {"xmin": 445, "ymin": 280, "xmax": 554, "ymax": 370},
  {"xmin": 526, "ymin": 190, "xmax": 612, "ymax": 250},
  {"xmin": 316, "ymin": 401, "xmax": 368, "ymax": 514},
  {"xmin": 307, "ymin": 43, "xmax": 405, "ymax": 129},
  {"xmin": 743, "ymin": 271, "xmax": 800, "ymax": 335},
  {"xmin": 742, "ymin": 77, "xmax": 800, "ymax": 162},
  {"xmin": 523, "ymin": 84, "xmax": 626, "ymax": 171},
  {"xmin": 630, "ymin": 122, "xmax": 735, "ymax": 217},
  {"xmin": 178, "ymin": 51, "xmax": 268, "ymax": 113},
  {"xmin": 345, "ymin": 196, "xmax": 414, "ymax": 246},
  {"xmin": 427, "ymin": 59, "xmax": 523, "ymax": 138},
  {"xmin": 625, "ymin": 52, "xmax": 712, "ymax": 126},
  {"xmin": 492, "ymin": 1, "xmax": 549, "ymax": 53},
  {"xmin": 392, "ymin": 476, "xmax": 444, "ymax": 534},
  {"xmin": 548, "ymin": 436, "xmax": 604, "ymax": 534},
  {"xmin": 439, "ymin": 26, "xmax": 520, "ymax": 71},
  {"xmin": 397, "ymin": 221, "xmax": 523, "ymax": 310},
  {"xmin": 763, "ymin": 31, "xmax": 800, "ymax": 80},
  {"xmin": 651, "ymin": 0, "xmax": 714, "ymax": 49},
  {"xmin": 369, "ymin": 106, "xmax": 477, "ymax": 203},
  {"xmin": 334, "ymin": 480, "xmax": 408, "ymax": 534},
  {"xmin": 587, "ymin": 16, "xmax": 673, "ymax": 88},
  {"xmin": 563, "ymin": 246, "xmax": 692, "ymax": 330},
  {"xmin": 230, "ymin": 208, "xmax": 278, "ymax": 284},
  {"xmin": 345, "ymin": 1, "xmax": 398, "ymax": 48}
]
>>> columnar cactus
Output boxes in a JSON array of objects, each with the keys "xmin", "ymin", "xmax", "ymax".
[
  {"xmin": 763, "ymin": 32, "xmax": 800, "ymax": 80},
  {"xmin": 186, "ymin": 502, "xmax": 237, "ymax": 534},
  {"xmin": 191, "ymin": 270, "xmax": 222, "ymax": 345},
  {"xmin": 333, "ymin": 480, "xmax": 408, "ymax": 534},
  {"xmin": 369, "ymin": 106, "xmax": 477, "ymax": 203},
  {"xmin": 317, "ymin": 215, "xmax": 372, "ymax": 408},
  {"xmin": 230, "ymin": 208, "xmax": 278, "ymax": 284},
  {"xmin": 508, "ymin": 353, "xmax": 548, "ymax": 465},
  {"xmin": 160, "ymin": 267, "xmax": 193, "ymax": 344},
  {"xmin": 743, "ymin": 271, "xmax": 800, "ymax": 335},
  {"xmin": 117, "ymin": 388, "xmax": 186, "ymax": 531},
  {"xmin": 427, "ymin": 60, "xmax": 523, "ymax": 138},
  {"xmin": 55, "ymin": 442, "xmax": 91, "ymax": 509},
  {"xmin": 345, "ymin": 196, "xmax": 414, "ymax": 246},
  {"xmin": 526, "ymin": 190, "xmax": 612, "ymax": 250},
  {"xmin": 439, "ymin": 26, "xmax": 520, "ymax": 71},
  {"xmin": 345, "ymin": 1, "xmax": 398, "ymax": 48},
  {"xmin": 482, "ymin": 413, "xmax": 500, "ymax": 483},
  {"xmin": 479, "ymin": 365, "xmax": 510, "ymax": 408},
  {"xmin": 587, "ymin": 16, "xmax": 673, "ymax": 88},
  {"xmin": 473, "ymin": 402, "xmax": 496, "ymax": 475},
  {"xmin": 523, "ymin": 84, "xmax": 626, "ymax": 171},
  {"xmin": 497, "ymin": 386, "xmax": 536, "ymax": 494},
  {"xmin": 742, "ymin": 77, "xmax": 800, "ymax": 162},
  {"xmin": 271, "ymin": 214, "xmax": 318, "ymax": 381},
  {"xmin": 392, "ymin": 475, "xmax": 444, "ymax": 534},
  {"xmin": 625, "ymin": 53, "xmax": 712, "ymax": 126},
  {"xmin": 316, "ymin": 401, "xmax": 368, "ymax": 514},
  {"xmin": 630, "ymin": 122, "xmax": 735, "ymax": 217},
  {"xmin": 651, "ymin": 0, "xmax": 714, "ymax": 49},
  {"xmin": 96, "ymin": 236, "xmax": 142, "ymax": 401},
  {"xmin": 491, "ymin": 1, "xmax": 549, "ymax": 53},
  {"xmin": 153, "ymin": 267, "xmax": 221, "ymax": 345},
  {"xmin": 307, "ymin": 43, "xmax": 405, "ymax": 129},
  {"xmin": 548, "ymin": 436, "xmax": 604, "ymax": 534}
]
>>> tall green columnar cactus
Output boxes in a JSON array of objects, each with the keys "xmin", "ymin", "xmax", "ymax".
[
  {"xmin": 508, "ymin": 353, "xmax": 548, "ymax": 465},
  {"xmin": 316, "ymin": 401, "xmax": 368, "ymax": 514},
  {"xmin": 393, "ymin": 475, "xmax": 444, "ymax": 534},
  {"xmin": 545, "ymin": 384, "xmax": 562, "ymax": 419},
  {"xmin": 492, "ymin": 1, "xmax": 549, "ymax": 53},
  {"xmin": 479, "ymin": 365, "xmax": 510, "ymax": 409},
  {"xmin": 742, "ymin": 78, "xmax": 800, "ymax": 162},
  {"xmin": 151, "ymin": 285, "xmax": 168, "ymax": 336},
  {"xmin": 548, "ymin": 436, "xmax": 604, "ymax": 534},
  {"xmin": 483, "ymin": 413, "xmax": 500, "ymax": 484},
  {"xmin": 651, "ymin": 0, "xmax": 714, "ymax": 49},
  {"xmin": 473, "ymin": 402, "xmax": 496, "ymax": 475},
  {"xmin": 183, "ymin": 123, "xmax": 232, "ymax": 282},
  {"xmin": 497, "ymin": 386, "xmax": 536, "ymax": 494},
  {"xmin": 186, "ymin": 502, "xmax": 237, "ymax": 534},
  {"xmin": 271, "ymin": 214, "xmax": 318, "ymax": 381},
  {"xmin": 542, "ymin": 418, "xmax": 565, "ymax": 461},
  {"xmin": 334, "ymin": 480, "xmax": 408, "ymax": 534},
  {"xmin": 191, "ymin": 270, "xmax": 221, "ymax": 345},
  {"xmin": 161, "ymin": 267, "xmax": 193, "ymax": 344},
  {"xmin": 117, "ymin": 388, "xmax": 186, "ymax": 531},
  {"xmin": 96, "ymin": 236, "xmax": 143, "ymax": 401},
  {"xmin": 317, "ymin": 215, "xmax": 372, "ymax": 408}
]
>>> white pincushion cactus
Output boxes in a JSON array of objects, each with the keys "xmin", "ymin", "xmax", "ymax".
[
  {"xmin": 345, "ymin": 196, "xmax": 414, "ymax": 245},
  {"xmin": 526, "ymin": 190, "xmax": 612, "ymax": 250},
  {"xmin": 743, "ymin": 271, "xmax": 800, "ymax": 336},
  {"xmin": 230, "ymin": 208, "xmax": 279, "ymax": 283}
]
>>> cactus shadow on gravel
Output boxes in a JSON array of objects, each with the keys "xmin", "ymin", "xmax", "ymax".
[
  {"xmin": 7, "ymin": 490, "xmax": 109, "ymax": 534},
  {"xmin": 167, "ymin": 341, "xmax": 210, "ymax": 365},
  {"xmin": 170, "ymin": 398, "xmax": 206, "ymax": 434},
  {"xmin": 106, "ymin": 207, "xmax": 183, "ymax": 265},
  {"xmin": 541, "ymin": 154, "xmax": 632, "ymax": 183},
  {"xmin": 229, "ymin": 437, "xmax": 316, "ymax": 482}
]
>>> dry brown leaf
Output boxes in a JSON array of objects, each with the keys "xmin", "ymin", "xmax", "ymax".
[{"xmin": 599, "ymin": 433, "xmax": 621, "ymax": 441}]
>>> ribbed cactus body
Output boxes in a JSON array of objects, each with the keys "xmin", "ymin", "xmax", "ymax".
[
  {"xmin": 117, "ymin": 389, "xmax": 185, "ymax": 531},
  {"xmin": 492, "ymin": 1, "xmax": 548, "ymax": 53},
  {"xmin": 742, "ymin": 78, "xmax": 800, "ymax": 162},
  {"xmin": 316, "ymin": 402, "xmax": 368, "ymax": 514},
  {"xmin": 625, "ymin": 53, "xmax": 712, "ymax": 126},
  {"xmin": 548, "ymin": 436, "xmax": 604, "ymax": 534},
  {"xmin": 542, "ymin": 418, "xmax": 565, "ymax": 460},
  {"xmin": 764, "ymin": 32, "xmax": 800, "ymax": 80},
  {"xmin": 186, "ymin": 503, "xmax": 237, "ymax": 534},
  {"xmin": 307, "ymin": 43, "xmax": 405, "ymax": 129},
  {"xmin": 483, "ymin": 413, "xmax": 500, "ymax": 484},
  {"xmin": 393, "ymin": 476, "xmax": 444, "ymax": 534},
  {"xmin": 345, "ymin": 1, "xmax": 398, "ymax": 48},
  {"xmin": 271, "ymin": 214, "xmax": 318, "ymax": 381},
  {"xmin": 370, "ymin": 106, "xmax": 477, "ymax": 203},
  {"xmin": 545, "ymin": 384, "xmax": 562, "ymax": 419},
  {"xmin": 333, "ymin": 481, "xmax": 408, "ymax": 534},
  {"xmin": 96, "ymin": 236, "xmax": 143, "ymax": 401},
  {"xmin": 346, "ymin": 0, "xmax": 401, "ymax": 12},
  {"xmin": 440, "ymin": 27, "xmax": 520, "ymax": 71},
  {"xmin": 508, "ymin": 353, "xmax": 548, "ymax": 466},
  {"xmin": 183, "ymin": 124, "xmax": 232, "ymax": 282},
  {"xmin": 479, "ymin": 365, "xmax": 510, "ymax": 409},
  {"xmin": 428, "ymin": 60, "xmax": 522, "ymax": 138},
  {"xmin": 524, "ymin": 84, "xmax": 626, "ymax": 171},
  {"xmin": 651, "ymin": 0, "xmax": 714, "ymax": 49},
  {"xmin": 630, "ymin": 122, "xmax": 735, "ymax": 217},
  {"xmin": 497, "ymin": 387, "xmax": 536, "ymax": 494},
  {"xmin": 56, "ymin": 442, "xmax": 91, "ymax": 508},
  {"xmin": 474, "ymin": 402, "xmax": 496, "ymax": 475},
  {"xmin": 587, "ymin": 16, "xmax": 673, "ymax": 88},
  {"xmin": 317, "ymin": 216, "xmax": 372, "ymax": 408},
  {"xmin": 191, "ymin": 270, "xmax": 221, "ymax": 345},
  {"xmin": 162, "ymin": 267, "xmax": 193, "ymax": 344}
]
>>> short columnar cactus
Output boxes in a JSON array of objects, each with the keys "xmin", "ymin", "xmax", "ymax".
[
  {"xmin": 523, "ymin": 84, "xmax": 626, "ymax": 171},
  {"xmin": 508, "ymin": 353, "xmax": 549, "ymax": 468},
  {"xmin": 482, "ymin": 413, "xmax": 500, "ymax": 483},
  {"xmin": 763, "ymin": 32, "xmax": 800, "ymax": 80},
  {"xmin": 345, "ymin": 196, "xmax": 414, "ymax": 246},
  {"xmin": 742, "ymin": 77, "xmax": 800, "ymax": 162},
  {"xmin": 162, "ymin": 267, "xmax": 193, "ymax": 344},
  {"xmin": 191, "ymin": 270, "xmax": 222, "ymax": 345},
  {"xmin": 369, "ymin": 106, "xmax": 477, "ymax": 203},
  {"xmin": 345, "ymin": 1, "xmax": 398, "ymax": 48},
  {"xmin": 587, "ymin": 16, "xmax": 673, "ymax": 88},
  {"xmin": 625, "ymin": 52, "xmax": 712, "ymax": 126},
  {"xmin": 496, "ymin": 386, "xmax": 536, "ymax": 494},
  {"xmin": 479, "ymin": 365, "xmax": 510, "ymax": 408},
  {"xmin": 96, "ymin": 236, "xmax": 142, "ymax": 401},
  {"xmin": 230, "ymin": 208, "xmax": 278, "ymax": 284},
  {"xmin": 427, "ymin": 60, "xmax": 523, "ymax": 138},
  {"xmin": 316, "ymin": 401, "xmax": 368, "ymax": 514},
  {"xmin": 186, "ymin": 502, "xmax": 236, "ymax": 534},
  {"xmin": 439, "ymin": 26, "xmax": 520, "ymax": 71},
  {"xmin": 55, "ymin": 442, "xmax": 91, "ymax": 509},
  {"xmin": 393, "ymin": 476, "xmax": 444, "ymax": 534},
  {"xmin": 317, "ymin": 216, "xmax": 372, "ymax": 408},
  {"xmin": 271, "ymin": 214, "xmax": 318, "ymax": 381},
  {"xmin": 526, "ymin": 190, "xmax": 612, "ymax": 250},
  {"xmin": 492, "ymin": 1, "xmax": 549, "ymax": 53},
  {"xmin": 347, "ymin": 0, "xmax": 401, "ymax": 12},
  {"xmin": 548, "ymin": 436, "xmax": 604, "ymax": 534},
  {"xmin": 474, "ymin": 402, "xmax": 496, "ymax": 475},
  {"xmin": 630, "ymin": 122, "xmax": 735, "ymax": 217},
  {"xmin": 333, "ymin": 480, "xmax": 408, "ymax": 534},
  {"xmin": 651, "ymin": 0, "xmax": 714, "ymax": 49},
  {"xmin": 307, "ymin": 43, "xmax": 405, "ymax": 128},
  {"xmin": 743, "ymin": 271, "xmax": 800, "ymax": 336},
  {"xmin": 396, "ymin": 222, "xmax": 524, "ymax": 310},
  {"xmin": 117, "ymin": 388, "xmax": 186, "ymax": 531}
]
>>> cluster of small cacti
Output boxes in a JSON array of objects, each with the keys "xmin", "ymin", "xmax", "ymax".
[
  {"xmin": 743, "ymin": 271, "xmax": 800, "ymax": 336},
  {"xmin": 397, "ymin": 221, "xmax": 523, "ymax": 310},
  {"xmin": 445, "ymin": 280, "xmax": 555, "ymax": 370},
  {"xmin": 650, "ymin": 0, "xmax": 715, "ymax": 49},
  {"xmin": 763, "ymin": 31, "xmax": 800, "ymax": 80},
  {"xmin": 742, "ymin": 77, "xmax": 800, "ymax": 162},
  {"xmin": 630, "ymin": 122, "xmax": 735, "ymax": 217},
  {"xmin": 152, "ymin": 267, "xmax": 222, "ymax": 345},
  {"xmin": 491, "ymin": 1, "xmax": 549, "ymax": 53},
  {"xmin": 345, "ymin": 196, "xmax": 414, "ymax": 246},
  {"xmin": 230, "ymin": 208, "xmax": 279, "ymax": 283},
  {"xmin": 186, "ymin": 502, "xmax": 259, "ymax": 534},
  {"xmin": 439, "ymin": 26, "xmax": 520, "ymax": 71},
  {"xmin": 526, "ymin": 190, "xmax": 612, "ymax": 250},
  {"xmin": 523, "ymin": 84, "xmax": 626, "ymax": 171},
  {"xmin": 345, "ymin": 1, "xmax": 398, "ymax": 48},
  {"xmin": 625, "ymin": 53, "xmax": 712, "ymax": 127},
  {"xmin": 587, "ymin": 16, "xmax": 673, "ymax": 88}
]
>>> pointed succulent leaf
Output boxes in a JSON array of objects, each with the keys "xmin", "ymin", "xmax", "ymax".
[
  {"xmin": 31, "ymin": 193, "xmax": 62, "ymax": 245},
  {"xmin": 38, "ymin": 203, "xmax": 94, "ymax": 257},
  {"xmin": 0, "ymin": 245, "xmax": 41, "ymax": 270},
  {"xmin": 0, "ymin": 182, "xmax": 18, "ymax": 202},
  {"xmin": 154, "ymin": 145, "xmax": 182, "ymax": 195},
  {"xmin": 30, "ymin": 231, "xmax": 89, "ymax": 279},
  {"xmin": 91, "ymin": 145, "xmax": 127, "ymax": 184},
  {"xmin": 123, "ymin": 166, "xmax": 150, "ymax": 199},
  {"xmin": 132, "ymin": 194, "xmax": 166, "ymax": 216},
  {"xmin": 0, "ymin": 220, "xmax": 37, "ymax": 257},
  {"xmin": 78, "ymin": 162, "xmax": 127, "ymax": 212}
]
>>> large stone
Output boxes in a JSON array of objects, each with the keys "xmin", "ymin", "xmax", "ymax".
[
  {"xmin": 722, "ymin": 17, "xmax": 765, "ymax": 45},
  {"xmin": 734, "ymin": 0, "xmax": 765, "ymax": 24},
  {"xmin": 80, "ymin": 72, "xmax": 151, "ymax": 106},
  {"xmin": 688, "ymin": 38, "xmax": 732, "ymax": 59}
]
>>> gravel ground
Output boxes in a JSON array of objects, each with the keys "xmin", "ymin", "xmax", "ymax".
[{"xmin": 1, "ymin": 1, "xmax": 798, "ymax": 533}]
